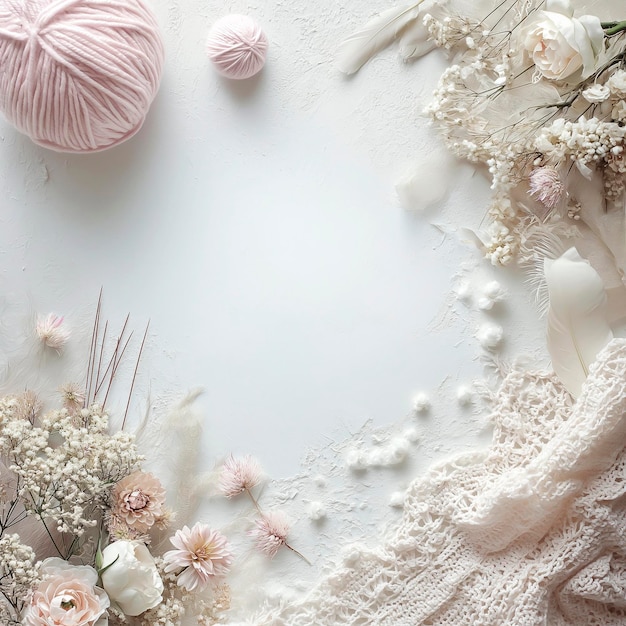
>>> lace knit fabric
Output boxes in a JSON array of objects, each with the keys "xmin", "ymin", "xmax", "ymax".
[{"xmin": 250, "ymin": 339, "xmax": 626, "ymax": 625}]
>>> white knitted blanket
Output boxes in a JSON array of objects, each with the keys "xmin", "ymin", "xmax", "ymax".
[{"xmin": 250, "ymin": 339, "xmax": 626, "ymax": 625}]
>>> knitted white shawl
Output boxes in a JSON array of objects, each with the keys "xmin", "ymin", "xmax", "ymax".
[{"xmin": 251, "ymin": 339, "xmax": 626, "ymax": 625}]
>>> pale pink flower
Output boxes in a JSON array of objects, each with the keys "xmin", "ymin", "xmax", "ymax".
[
  {"xmin": 219, "ymin": 454, "xmax": 262, "ymax": 498},
  {"xmin": 529, "ymin": 166, "xmax": 565, "ymax": 209},
  {"xmin": 60, "ymin": 382, "xmax": 85, "ymax": 414},
  {"xmin": 249, "ymin": 510, "xmax": 290, "ymax": 559},
  {"xmin": 109, "ymin": 471, "xmax": 166, "ymax": 532},
  {"xmin": 163, "ymin": 522, "xmax": 233, "ymax": 592},
  {"xmin": 36, "ymin": 313, "xmax": 70, "ymax": 351},
  {"xmin": 22, "ymin": 557, "xmax": 109, "ymax": 626}
]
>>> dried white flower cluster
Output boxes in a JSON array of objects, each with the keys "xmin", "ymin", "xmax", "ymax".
[
  {"xmin": 0, "ymin": 396, "xmax": 142, "ymax": 539},
  {"xmin": 0, "ymin": 534, "xmax": 39, "ymax": 624},
  {"xmin": 420, "ymin": 0, "xmax": 626, "ymax": 267},
  {"xmin": 423, "ymin": 13, "xmax": 482, "ymax": 52}
]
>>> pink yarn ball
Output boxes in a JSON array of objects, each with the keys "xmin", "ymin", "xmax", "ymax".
[
  {"xmin": 206, "ymin": 14, "xmax": 268, "ymax": 80},
  {"xmin": 0, "ymin": 0, "xmax": 164, "ymax": 153}
]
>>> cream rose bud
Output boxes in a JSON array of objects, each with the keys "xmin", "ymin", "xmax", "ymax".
[
  {"xmin": 523, "ymin": 0, "xmax": 603, "ymax": 81},
  {"xmin": 100, "ymin": 541, "xmax": 163, "ymax": 616},
  {"xmin": 582, "ymin": 84, "xmax": 610, "ymax": 103}
]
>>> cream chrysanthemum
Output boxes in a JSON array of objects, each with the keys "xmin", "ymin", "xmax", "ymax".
[{"xmin": 163, "ymin": 523, "xmax": 233, "ymax": 592}]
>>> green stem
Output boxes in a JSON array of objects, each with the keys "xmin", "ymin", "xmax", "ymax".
[{"xmin": 603, "ymin": 20, "xmax": 626, "ymax": 36}]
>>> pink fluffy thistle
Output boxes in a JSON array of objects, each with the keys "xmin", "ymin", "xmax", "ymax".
[
  {"xmin": 219, "ymin": 454, "xmax": 263, "ymax": 498},
  {"xmin": 36, "ymin": 313, "xmax": 70, "ymax": 351},
  {"xmin": 529, "ymin": 166, "xmax": 565, "ymax": 209},
  {"xmin": 249, "ymin": 511, "xmax": 310, "ymax": 564}
]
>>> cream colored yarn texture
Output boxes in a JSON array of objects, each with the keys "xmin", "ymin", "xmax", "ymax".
[
  {"xmin": 247, "ymin": 339, "xmax": 626, "ymax": 625},
  {"xmin": 0, "ymin": 0, "xmax": 164, "ymax": 153},
  {"xmin": 206, "ymin": 14, "xmax": 268, "ymax": 80}
]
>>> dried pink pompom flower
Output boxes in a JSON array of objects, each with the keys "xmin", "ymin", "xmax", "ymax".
[
  {"xmin": 60, "ymin": 382, "xmax": 85, "ymax": 414},
  {"xmin": 529, "ymin": 166, "xmax": 565, "ymax": 209},
  {"xmin": 163, "ymin": 522, "xmax": 233, "ymax": 592},
  {"xmin": 219, "ymin": 454, "xmax": 263, "ymax": 498},
  {"xmin": 249, "ymin": 510, "xmax": 291, "ymax": 559},
  {"xmin": 36, "ymin": 313, "xmax": 70, "ymax": 351}
]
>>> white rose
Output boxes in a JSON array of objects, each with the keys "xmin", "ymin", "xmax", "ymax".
[
  {"xmin": 523, "ymin": 0, "xmax": 603, "ymax": 80},
  {"xmin": 100, "ymin": 541, "xmax": 163, "ymax": 617}
]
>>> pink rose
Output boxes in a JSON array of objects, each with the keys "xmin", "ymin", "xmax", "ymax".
[{"xmin": 22, "ymin": 558, "xmax": 109, "ymax": 626}]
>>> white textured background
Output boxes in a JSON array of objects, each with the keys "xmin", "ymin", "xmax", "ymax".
[{"xmin": 0, "ymin": 0, "xmax": 547, "ymax": 609}]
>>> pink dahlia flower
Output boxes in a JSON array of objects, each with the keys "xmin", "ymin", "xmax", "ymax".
[
  {"xmin": 163, "ymin": 522, "xmax": 233, "ymax": 592},
  {"xmin": 109, "ymin": 471, "xmax": 166, "ymax": 532}
]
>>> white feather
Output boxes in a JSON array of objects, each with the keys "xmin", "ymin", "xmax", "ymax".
[
  {"xmin": 518, "ymin": 221, "xmax": 568, "ymax": 317},
  {"xmin": 337, "ymin": 2, "xmax": 426, "ymax": 75},
  {"xmin": 545, "ymin": 247, "xmax": 613, "ymax": 399},
  {"xmin": 398, "ymin": 17, "xmax": 436, "ymax": 59}
]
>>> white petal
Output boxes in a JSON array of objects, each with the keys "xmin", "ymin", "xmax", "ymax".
[{"xmin": 546, "ymin": 0, "xmax": 573, "ymax": 16}]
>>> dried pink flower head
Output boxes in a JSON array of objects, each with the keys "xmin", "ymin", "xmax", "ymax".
[
  {"xmin": 109, "ymin": 471, "xmax": 166, "ymax": 532},
  {"xmin": 36, "ymin": 313, "xmax": 70, "ymax": 351},
  {"xmin": 219, "ymin": 454, "xmax": 263, "ymax": 498},
  {"xmin": 163, "ymin": 522, "xmax": 233, "ymax": 592},
  {"xmin": 529, "ymin": 166, "xmax": 565, "ymax": 209},
  {"xmin": 60, "ymin": 382, "xmax": 85, "ymax": 414},
  {"xmin": 249, "ymin": 510, "xmax": 291, "ymax": 559}
]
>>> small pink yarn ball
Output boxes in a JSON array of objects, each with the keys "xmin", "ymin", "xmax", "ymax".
[
  {"xmin": 206, "ymin": 14, "xmax": 268, "ymax": 80},
  {"xmin": 0, "ymin": 0, "xmax": 164, "ymax": 153}
]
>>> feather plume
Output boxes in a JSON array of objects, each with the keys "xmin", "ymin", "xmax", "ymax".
[
  {"xmin": 398, "ymin": 17, "xmax": 436, "ymax": 59},
  {"xmin": 545, "ymin": 247, "xmax": 613, "ymax": 399},
  {"xmin": 518, "ymin": 221, "xmax": 568, "ymax": 317},
  {"xmin": 337, "ymin": 2, "xmax": 426, "ymax": 75},
  {"xmin": 136, "ymin": 390, "xmax": 205, "ymax": 552}
]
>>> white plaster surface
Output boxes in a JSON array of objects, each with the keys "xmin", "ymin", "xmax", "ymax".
[{"xmin": 0, "ymin": 0, "xmax": 549, "ymax": 611}]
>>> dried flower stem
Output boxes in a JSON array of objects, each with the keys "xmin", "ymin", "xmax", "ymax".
[
  {"xmin": 86, "ymin": 289, "xmax": 103, "ymax": 406},
  {"xmin": 99, "ymin": 316, "xmax": 132, "ymax": 407},
  {"xmin": 242, "ymin": 488, "xmax": 311, "ymax": 565},
  {"xmin": 244, "ymin": 487, "xmax": 262, "ymax": 514},
  {"xmin": 284, "ymin": 542, "xmax": 311, "ymax": 566},
  {"xmin": 122, "ymin": 321, "xmax": 149, "ymax": 430}
]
